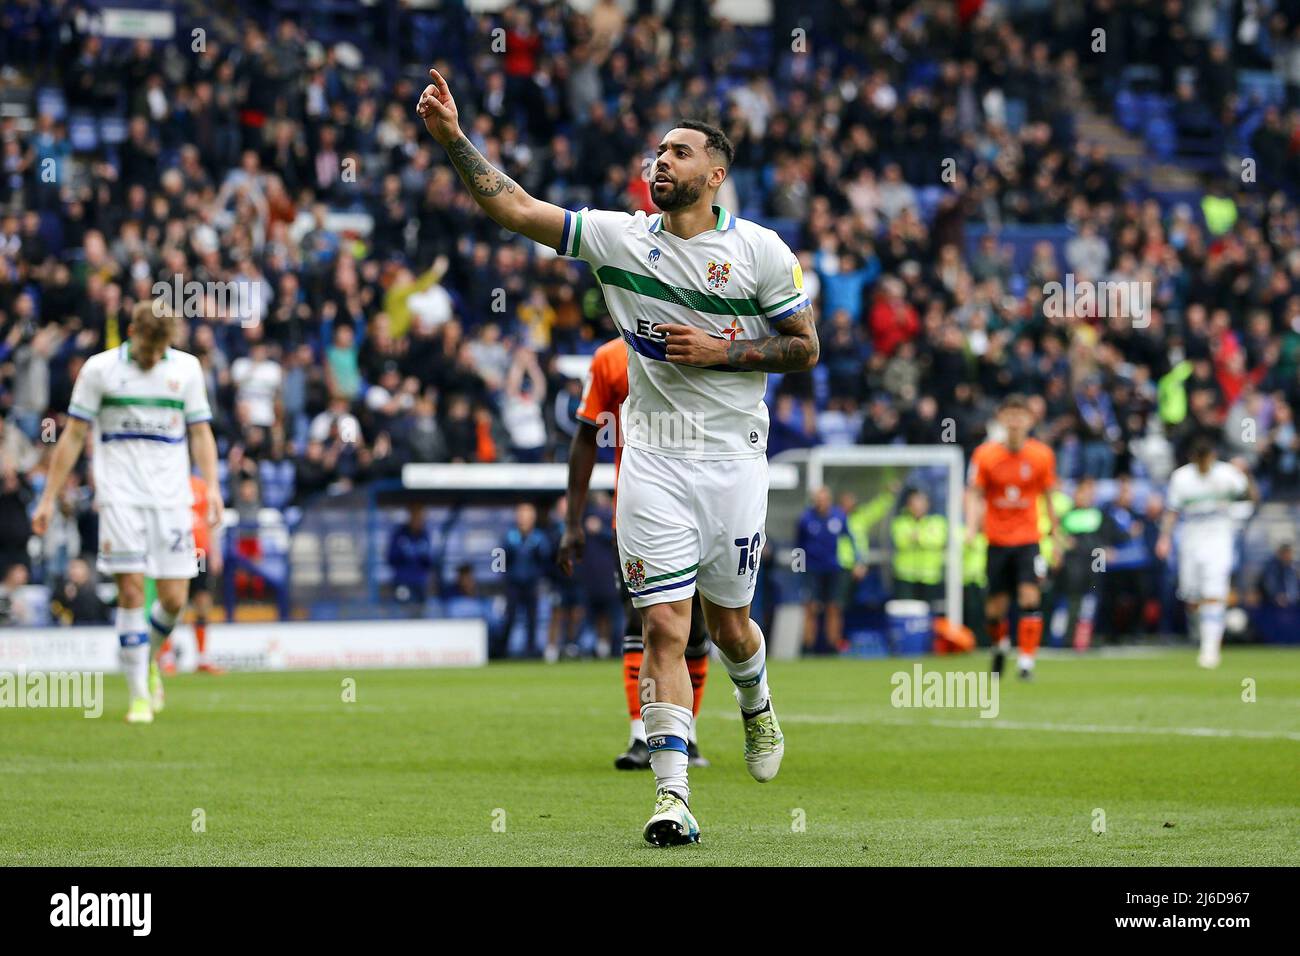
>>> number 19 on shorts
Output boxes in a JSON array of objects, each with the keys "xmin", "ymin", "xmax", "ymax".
[{"xmin": 735, "ymin": 532, "xmax": 761, "ymax": 577}]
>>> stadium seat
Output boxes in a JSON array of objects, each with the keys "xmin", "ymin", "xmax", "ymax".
[
  {"xmin": 1115, "ymin": 90, "xmax": 1141, "ymax": 133},
  {"xmin": 67, "ymin": 115, "xmax": 98, "ymax": 151},
  {"xmin": 290, "ymin": 531, "xmax": 323, "ymax": 587},
  {"xmin": 916, "ymin": 186, "xmax": 948, "ymax": 224},
  {"xmin": 35, "ymin": 87, "xmax": 66, "ymax": 122},
  {"xmin": 1237, "ymin": 70, "xmax": 1284, "ymax": 107},
  {"xmin": 325, "ymin": 531, "xmax": 363, "ymax": 586},
  {"xmin": 259, "ymin": 460, "xmax": 297, "ymax": 510},
  {"xmin": 99, "ymin": 116, "xmax": 129, "ymax": 146}
]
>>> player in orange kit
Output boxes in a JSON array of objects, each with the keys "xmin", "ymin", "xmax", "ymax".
[
  {"xmin": 966, "ymin": 395, "xmax": 1062, "ymax": 680},
  {"xmin": 557, "ymin": 338, "xmax": 711, "ymax": 769},
  {"xmin": 160, "ymin": 474, "xmax": 225, "ymax": 675}
]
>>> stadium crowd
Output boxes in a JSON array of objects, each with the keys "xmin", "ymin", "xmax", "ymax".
[{"xmin": 2, "ymin": 0, "xmax": 1300, "ymax": 636}]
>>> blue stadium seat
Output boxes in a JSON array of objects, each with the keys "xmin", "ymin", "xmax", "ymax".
[
  {"xmin": 753, "ymin": 217, "xmax": 801, "ymax": 250},
  {"xmin": 1144, "ymin": 118, "xmax": 1177, "ymax": 160},
  {"xmin": 259, "ymin": 459, "xmax": 296, "ymax": 510},
  {"xmin": 916, "ymin": 185, "xmax": 947, "ymax": 224},
  {"xmin": 1004, "ymin": 98, "xmax": 1028, "ymax": 132},
  {"xmin": 99, "ymin": 116, "xmax": 129, "ymax": 146},
  {"xmin": 1138, "ymin": 93, "xmax": 1171, "ymax": 124},
  {"xmin": 1237, "ymin": 70, "xmax": 1284, "ymax": 107},
  {"xmin": 1121, "ymin": 64, "xmax": 1161, "ymax": 94},
  {"xmin": 1114, "ymin": 89, "xmax": 1141, "ymax": 133},
  {"xmin": 68, "ymin": 115, "xmax": 98, "ymax": 152},
  {"xmin": 36, "ymin": 87, "xmax": 66, "ymax": 122},
  {"xmin": 811, "ymin": 364, "xmax": 829, "ymax": 406},
  {"xmin": 444, "ymin": 595, "xmax": 493, "ymax": 621},
  {"xmin": 905, "ymin": 60, "xmax": 941, "ymax": 91}
]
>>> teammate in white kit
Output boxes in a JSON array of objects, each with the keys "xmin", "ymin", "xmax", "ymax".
[
  {"xmin": 32, "ymin": 303, "xmax": 222, "ymax": 722},
  {"xmin": 418, "ymin": 68, "xmax": 819, "ymax": 845},
  {"xmin": 1156, "ymin": 438, "xmax": 1257, "ymax": 668}
]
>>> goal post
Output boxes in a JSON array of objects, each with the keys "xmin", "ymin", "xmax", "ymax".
[{"xmin": 769, "ymin": 444, "xmax": 967, "ymax": 633}]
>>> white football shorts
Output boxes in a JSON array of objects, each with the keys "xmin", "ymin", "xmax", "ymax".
[
  {"xmin": 97, "ymin": 504, "xmax": 198, "ymax": 580},
  {"xmin": 615, "ymin": 444, "xmax": 767, "ymax": 609},
  {"xmin": 1177, "ymin": 540, "xmax": 1233, "ymax": 603}
]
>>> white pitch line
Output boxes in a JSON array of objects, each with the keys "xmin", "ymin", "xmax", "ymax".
[{"xmin": 711, "ymin": 711, "xmax": 1300, "ymax": 742}]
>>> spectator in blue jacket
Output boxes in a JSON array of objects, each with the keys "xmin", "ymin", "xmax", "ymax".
[
  {"xmin": 1077, "ymin": 376, "xmax": 1120, "ymax": 478},
  {"xmin": 496, "ymin": 502, "xmax": 551, "ymax": 658},
  {"xmin": 387, "ymin": 506, "xmax": 434, "ymax": 605},
  {"xmin": 1104, "ymin": 476, "xmax": 1150, "ymax": 639},
  {"xmin": 796, "ymin": 485, "xmax": 849, "ymax": 655},
  {"xmin": 1258, "ymin": 542, "xmax": 1299, "ymax": 608},
  {"xmin": 817, "ymin": 250, "xmax": 881, "ymax": 324}
]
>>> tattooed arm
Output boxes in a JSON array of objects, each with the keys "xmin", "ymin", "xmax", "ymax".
[
  {"xmin": 417, "ymin": 68, "xmax": 565, "ymax": 249},
  {"xmin": 659, "ymin": 306, "xmax": 820, "ymax": 373},
  {"xmin": 723, "ymin": 307, "xmax": 820, "ymax": 371}
]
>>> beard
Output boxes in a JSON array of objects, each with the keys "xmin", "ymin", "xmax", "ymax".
[{"xmin": 651, "ymin": 172, "xmax": 709, "ymax": 212}]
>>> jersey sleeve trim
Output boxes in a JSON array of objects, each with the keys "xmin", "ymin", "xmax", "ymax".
[
  {"xmin": 764, "ymin": 295, "xmax": 811, "ymax": 323},
  {"xmin": 100, "ymin": 432, "xmax": 188, "ymax": 444},
  {"xmin": 68, "ymin": 404, "xmax": 96, "ymax": 421},
  {"xmin": 558, "ymin": 209, "xmax": 584, "ymax": 257}
]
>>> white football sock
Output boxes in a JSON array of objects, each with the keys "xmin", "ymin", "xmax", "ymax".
[
  {"xmin": 629, "ymin": 717, "xmax": 646, "ymax": 746},
  {"xmin": 1199, "ymin": 603, "xmax": 1225, "ymax": 661},
  {"xmin": 642, "ymin": 701, "xmax": 692, "ymax": 802},
  {"xmin": 689, "ymin": 715, "xmax": 698, "ymax": 744},
  {"xmin": 723, "ymin": 623, "xmax": 769, "ymax": 714},
  {"xmin": 1017, "ymin": 653, "xmax": 1035, "ymax": 672},
  {"xmin": 117, "ymin": 606, "xmax": 149, "ymax": 701},
  {"xmin": 147, "ymin": 600, "xmax": 179, "ymax": 655}
]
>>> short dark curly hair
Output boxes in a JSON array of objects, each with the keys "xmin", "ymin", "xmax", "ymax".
[{"xmin": 676, "ymin": 119, "xmax": 735, "ymax": 170}]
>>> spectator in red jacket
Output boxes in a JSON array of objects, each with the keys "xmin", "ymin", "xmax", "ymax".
[{"xmin": 869, "ymin": 277, "xmax": 920, "ymax": 358}]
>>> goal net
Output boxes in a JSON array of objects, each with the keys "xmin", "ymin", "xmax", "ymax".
[{"xmin": 767, "ymin": 445, "xmax": 968, "ymax": 649}]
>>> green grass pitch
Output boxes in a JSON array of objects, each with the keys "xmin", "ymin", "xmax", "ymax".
[{"xmin": 2, "ymin": 648, "xmax": 1296, "ymax": 866}]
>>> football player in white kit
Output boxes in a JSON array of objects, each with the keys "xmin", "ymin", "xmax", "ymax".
[
  {"xmin": 32, "ymin": 302, "xmax": 222, "ymax": 722},
  {"xmin": 418, "ymin": 68, "xmax": 819, "ymax": 846},
  {"xmin": 1156, "ymin": 438, "xmax": 1257, "ymax": 668}
]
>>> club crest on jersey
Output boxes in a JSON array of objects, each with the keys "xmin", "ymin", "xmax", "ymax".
[
  {"xmin": 625, "ymin": 558, "xmax": 647, "ymax": 591},
  {"xmin": 706, "ymin": 260, "xmax": 731, "ymax": 292},
  {"xmin": 647, "ymin": 247, "xmax": 661, "ymax": 269},
  {"xmin": 166, "ymin": 378, "xmax": 181, "ymax": 392},
  {"xmin": 1020, "ymin": 463, "xmax": 1031, "ymax": 479}
]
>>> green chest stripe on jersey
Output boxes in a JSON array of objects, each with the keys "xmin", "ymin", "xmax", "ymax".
[
  {"xmin": 1177, "ymin": 493, "xmax": 1240, "ymax": 507},
  {"xmin": 597, "ymin": 266, "xmax": 763, "ymax": 316},
  {"xmin": 101, "ymin": 396, "xmax": 186, "ymax": 410}
]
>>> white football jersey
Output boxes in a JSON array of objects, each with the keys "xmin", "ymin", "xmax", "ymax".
[
  {"xmin": 1166, "ymin": 460, "xmax": 1249, "ymax": 551},
  {"xmin": 68, "ymin": 343, "xmax": 211, "ymax": 508},
  {"xmin": 558, "ymin": 205, "xmax": 808, "ymax": 459}
]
